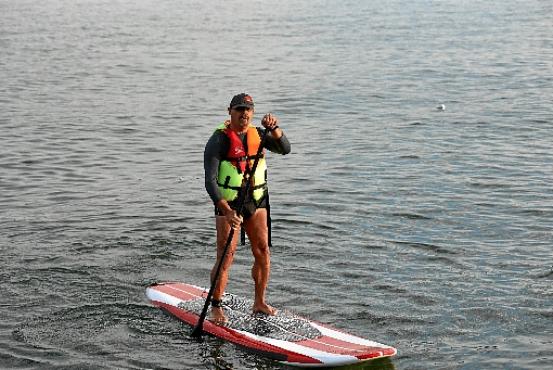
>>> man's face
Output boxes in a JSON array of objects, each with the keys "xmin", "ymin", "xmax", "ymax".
[{"xmin": 229, "ymin": 106, "xmax": 254, "ymax": 130}]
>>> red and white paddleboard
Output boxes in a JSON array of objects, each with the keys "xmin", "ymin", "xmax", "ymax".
[{"xmin": 146, "ymin": 282, "xmax": 397, "ymax": 367}]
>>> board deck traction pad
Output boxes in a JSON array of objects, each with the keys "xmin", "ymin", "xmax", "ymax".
[{"xmin": 146, "ymin": 282, "xmax": 397, "ymax": 367}]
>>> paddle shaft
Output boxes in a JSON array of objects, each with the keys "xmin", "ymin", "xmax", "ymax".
[{"xmin": 192, "ymin": 127, "xmax": 269, "ymax": 337}]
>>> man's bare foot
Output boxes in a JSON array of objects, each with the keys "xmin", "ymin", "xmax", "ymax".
[
  {"xmin": 209, "ymin": 307, "xmax": 228, "ymax": 326},
  {"xmin": 253, "ymin": 302, "xmax": 277, "ymax": 316}
]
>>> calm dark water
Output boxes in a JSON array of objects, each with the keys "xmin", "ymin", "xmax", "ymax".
[{"xmin": 1, "ymin": 0, "xmax": 552, "ymax": 369}]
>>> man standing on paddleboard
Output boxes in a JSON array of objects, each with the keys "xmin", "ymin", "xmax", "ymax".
[{"xmin": 203, "ymin": 93, "xmax": 291, "ymax": 324}]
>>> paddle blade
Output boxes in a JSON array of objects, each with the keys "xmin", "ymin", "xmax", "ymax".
[
  {"xmin": 191, "ymin": 322, "xmax": 204, "ymax": 338},
  {"xmin": 191, "ymin": 298, "xmax": 211, "ymax": 338}
]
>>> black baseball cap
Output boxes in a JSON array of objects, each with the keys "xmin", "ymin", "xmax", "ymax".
[{"xmin": 229, "ymin": 93, "xmax": 254, "ymax": 109}]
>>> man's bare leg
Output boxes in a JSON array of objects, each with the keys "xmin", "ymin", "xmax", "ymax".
[
  {"xmin": 210, "ymin": 215, "xmax": 240, "ymax": 324},
  {"xmin": 244, "ymin": 209, "xmax": 277, "ymax": 315}
]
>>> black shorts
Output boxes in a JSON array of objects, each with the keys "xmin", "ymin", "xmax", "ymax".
[{"xmin": 214, "ymin": 194, "xmax": 268, "ymax": 220}]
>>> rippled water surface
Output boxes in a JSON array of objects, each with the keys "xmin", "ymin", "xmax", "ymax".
[{"xmin": 1, "ymin": 0, "xmax": 552, "ymax": 369}]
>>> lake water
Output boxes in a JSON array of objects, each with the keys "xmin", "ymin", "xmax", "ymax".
[{"xmin": 1, "ymin": 0, "xmax": 552, "ymax": 369}]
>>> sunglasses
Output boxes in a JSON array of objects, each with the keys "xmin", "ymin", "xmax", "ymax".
[{"xmin": 232, "ymin": 106, "xmax": 252, "ymax": 112}]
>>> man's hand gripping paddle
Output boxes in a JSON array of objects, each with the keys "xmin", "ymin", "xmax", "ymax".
[{"xmin": 191, "ymin": 127, "xmax": 269, "ymax": 338}]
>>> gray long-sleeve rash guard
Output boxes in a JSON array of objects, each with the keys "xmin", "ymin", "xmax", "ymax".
[{"xmin": 204, "ymin": 127, "xmax": 291, "ymax": 204}]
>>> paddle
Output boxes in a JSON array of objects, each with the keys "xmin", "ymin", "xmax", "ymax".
[{"xmin": 191, "ymin": 126, "xmax": 269, "ymax": 338}]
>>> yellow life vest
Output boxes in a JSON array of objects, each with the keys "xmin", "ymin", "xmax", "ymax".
[{"xmin": 216, "ymin": 122, "xmax": 267, "ymax": 202}]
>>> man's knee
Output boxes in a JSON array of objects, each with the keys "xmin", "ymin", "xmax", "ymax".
[{"xmin": 252, "ymin": 242, "xmax": 270, "ymax": 259}]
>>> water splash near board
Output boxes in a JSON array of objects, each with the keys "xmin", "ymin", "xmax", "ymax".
[{"xmin": 146, "ymin": 282, "xmax": 397, "ymax": 367}]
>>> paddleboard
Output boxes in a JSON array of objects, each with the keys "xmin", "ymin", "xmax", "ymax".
[{"xmin": 146, "ymin": 282, "xmax": 397, "ymax": 367}]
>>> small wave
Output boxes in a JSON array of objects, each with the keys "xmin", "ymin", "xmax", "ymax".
[
  {"xmin": 114, "ymin": 115, "xmax": 135, "ymax": 120},
  {"xmin": 535, "ymin": 269, "xmax": 553, "ymax": 279},
  {"xmin": 425, "ymin": 254, "xmax": 466, "ymax": 269},
  {"xmin": 350, "ymin": 311, "xmax": 430, "ymax": 326},
  {"xmin": 0, "ymin": 340, "xmax": 58, "ymax": 368},
  {"xmin": 391, "ymin": 212, "xmax": 432, "ymax": 220},
  {"xmin": 372, "ymin": 283, "xmax": 408, "ymax": 295},
  {"xmin": 535, "ymin": 309, "xmax": 553, "ymax": 319},
  {"xmin": 391, "ymin": 240, "xmax": 458, "ymax": 255},
  {"xmin": 399, "ymin": 154, "xmax": 420, "ymax": 159},
  {"xmin": 468, "ymin": 181, "xmax": 513, "ymax": 189}
]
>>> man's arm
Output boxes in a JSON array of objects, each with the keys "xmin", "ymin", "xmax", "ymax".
[
  {"xmin": 259, "ymin": 127, "xmax": 291, "ymax": 155},
  {"xmin": 204, "ymin": 132, "xmax": 225, "ymax": 204}
]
